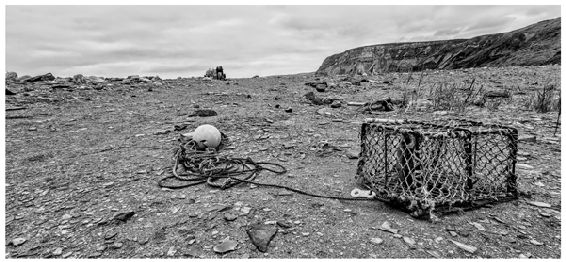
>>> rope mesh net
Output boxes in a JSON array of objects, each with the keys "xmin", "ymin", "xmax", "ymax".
[{"xmin": 356, "ymin": 118, "xmax": 519, "ymax": 219}]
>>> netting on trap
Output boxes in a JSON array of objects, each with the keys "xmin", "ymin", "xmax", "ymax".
[{"xmin": 356, "ymin": 118, "xmax": 519, "ymax": 218}]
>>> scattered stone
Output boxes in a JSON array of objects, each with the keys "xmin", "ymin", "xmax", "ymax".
[
  {"xmin": 393, "ymin": 234, "xmax": 403, "ymax": 238},
  {"xmin": 52, "ymin": 247, "xmax": 63, "ymax": 256},
  {"xmin": 190, "ymin": 109, "xmax": 217, "ymax": 117},
  {"xmin": 330, "ymin": 100, "xmax": 342, "ymax": 108},
  {"xmin": 517, "ymin": 164, "xmax": 534, "ymax": 170},
  {"xmin": 433, "ymin": 110, "xmax": 449, "ymax": 116},
  {"xmin": 277, "ymin": 221, "xmax": 292, "ymax": 228},
  {"xmin": 6, "ymin": 88, "xmax": 16, "ymax": 95},
  {"xmin": 316, "ymin": 84, "xmax": 326, "ymax": 92},
  {"xmin": 88, "ymin": 252, "xmax": 102, "ymax": 258},
  {"xmin": 62, "ymin": 251, "xmax": 73, "ymax": 258},
  {"xmin": 185, "ymin": 245, "xmax": 202, "ymax": 257},
  {"xmin": 112, "ymin": 242, "xmax": 123, "ymax": 249},
  {"xmin": 10, "ymin": 237, "xmax": 27, "ymax": 246},
  {"xmin": 403, "ymin": 237, "xmax": 416, "ymax": 247},
  {"xmin": 247, "ymin": 224, "xmax": 277, "ymax": 252},
  {"xmin": 370, "ymin": 237, "xmax": 383, "ymax": 245},
  {"xmin": 518, "ymin": 134, "xmax": 536, "ymax": 142},
  {"xmin": 114, "ymin": 211, "xmax": 135, "ymax": 223},
  {"xmin": 345, "ymin": 149, "xmax": 359, "ymax": 159},
  {"xmin": 530, "ymin": 240, "xmax": 543, "ymax": 246},
  {"xmin": 104, "ymin": 231, "xmax": 118, "ymax": 240},
  {"xmin": 469, "ymin": 222, "xmax": 486, "ymax": 231},
  {"xmin": 379, "ymin": 221, "xmax": 399, "ymax": 234},
  {"xmin": 451, "ymin": 240, "xmax": 477, "ymax": 254},
  {"xmin": 224, "ymin": 212, "xmax": 238, "ymax": 221},
  {"xmin": 213, "ymin": 237, "xmax": 237, "ymax": 254},
  {"xmin": 426, "ymin": 250, "xmax": 441, "ymax": 258},
  {"xmin": 527, "ymin": 201, "xmax": 551, "ymax": 208},
  {"xmin": 167, "ymin": 246, "xmax": 177, "ymax": 256},
  {"xmin": 241, "ymin": 206, "xmax": 252, "ymax": 215}
]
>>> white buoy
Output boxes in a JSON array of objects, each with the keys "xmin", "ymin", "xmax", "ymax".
[{"xmin": 192, "ymin": 124, "xmax": 221, "ymax": 149}]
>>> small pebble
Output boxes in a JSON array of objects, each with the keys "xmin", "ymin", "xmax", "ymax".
[
  {"xmin": 53, "ymin": 247, "xmax": 63, "ymax": 256},
  {"xmin": 370, "ymin": 237, "xmax": 383, "ymax": 245}
]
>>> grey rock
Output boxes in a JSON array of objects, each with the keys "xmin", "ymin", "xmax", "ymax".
[
  {"xmin": 213, "ymin": 237, "xmax": 237, "ymax": 254},
  {"xmin": 247, "ymin": 224, "xmax": 277, "ymax": 252},
  {"xmin": 114, "ymin": 211, "xmax": 135, "ymax": 223},
  {"xmin": 10, "ymin": 237, "xmax": 27, "ymax": 246}
]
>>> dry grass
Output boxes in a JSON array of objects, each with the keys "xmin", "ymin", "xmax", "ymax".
[{"xmin": 527, "ymin": 83, "xmax": 560, "ymax": 113}]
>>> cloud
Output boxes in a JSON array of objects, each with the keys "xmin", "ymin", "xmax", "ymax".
[{"xmin": 6, "ymin": 5, "xmax": 561, "ymax": 78}]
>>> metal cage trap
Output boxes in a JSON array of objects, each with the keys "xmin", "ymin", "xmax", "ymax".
[{"xmin": 356, "ymin": 118, "xmax": 519, "ymax": 219}]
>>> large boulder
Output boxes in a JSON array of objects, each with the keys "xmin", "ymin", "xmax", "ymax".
[
  {"xmin": 17, "ymin": 75, "xmax": 32, "ymax": 82},
  {"xmin": 73, "ymin": 74, "xmax": 86, "ymax": 84},
  {"xmin": 26, "ymin": 73, "xmax": 55, "ymax": 82},
  {"xmin": 6, "ymin": 72, "xmax": 17, "ymax": 82}
]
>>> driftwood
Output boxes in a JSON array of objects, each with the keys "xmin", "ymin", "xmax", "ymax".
[
  {"xmin": 304, "ymin": 91, "xmax": 338, "ymax": 105},
  {"xmin": 359, "ymin": 98, "xmax": 397, "ymax": 112},
  {"xmin": 484, "ymin": 90, "xmax": 510, "ymax": 99},
  {"xmin": 6, "ymin": 107, "xmax": 27, "ymax": 111}
]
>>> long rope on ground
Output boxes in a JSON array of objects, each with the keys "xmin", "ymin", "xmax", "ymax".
[{"xmin": 158, "ymin": 140, "xmax": 375, "ymax": 201}]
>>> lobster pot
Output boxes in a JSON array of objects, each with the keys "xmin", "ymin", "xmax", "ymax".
[{"xmin": 356, "ymin": 118, "xmax": 519, "ymax": 218}]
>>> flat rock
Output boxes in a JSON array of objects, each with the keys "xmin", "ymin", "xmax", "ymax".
[
  {"xmin": 379, "ymin": 221, "xmax": 399, "ymax": 234},
  {"xmin": 10, "ymin": 237, "xmax": 27, "ymax": 246},
  {"xmin": 527, "ymin": 201, "xmax": 551, "ymax": 208},
  {"xmin": 518, "ymin": 134, "xmax": 536, "ymax": 142},
  {"xmin": 370, "ymin": 237, "xmax": 383, "ymax": 245},
  {"xmin": 224, "ymin": 212, "xmax": 238, "ymax": 221},
  {"xmin": 246, "ymin": 224, "xmax": 277, "ymax": 252},
  {"xmin": 185, "ymin": 245, "xmax": 202, "ymax": 257},
  {"xmin": 345, "ymin": 149, "xmax": 360, "ymax": 159},
  {"xmin": 277, "ymin": 220, "xmax": 292, "ymax": 228},
  {"xmin": 114, "ymin": 211, "xmax": 135, "ymax": 223},
  {"xmin": 104, "ymin": 231, "xmax": 118, "ymax": 239},
  {"xmin": 451, "ymin": 240, "xmax": 477, "ymax": 253},
  {"xmin": 469, "ymin": 222, "xmax": 486, "ymax": 231},
  {"xmin": 53, "ymin": 247, "xmax": 63, "ymax": 256},
  {"xmin": 530, "ymin": 240, "xmax": 544, "ymax": 246},
  {"xmin": 403, "ymin": 237, "xmax": 416, "ymax": 246},
  {"xmin": 213, "ymin": 237, "xmax": 237, "ymax": 254},
  {"xmin": 517, "ymin": 164, "xmax": 534, "ymax": 170}
]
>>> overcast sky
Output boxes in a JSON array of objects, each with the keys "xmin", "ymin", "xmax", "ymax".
[{"xmin": 5, "ymin": 5, "xmax": 560, "ymax": 78}]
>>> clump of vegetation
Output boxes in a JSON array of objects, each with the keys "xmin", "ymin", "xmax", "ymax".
[{"xmin": 527, "ymin": 83, "xmax": 560, "ymax": 113}]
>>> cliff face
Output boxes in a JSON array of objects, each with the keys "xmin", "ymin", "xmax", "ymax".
[{"xmin": 316, "ymin": 18, "xmax": 561, "ymax": 76}]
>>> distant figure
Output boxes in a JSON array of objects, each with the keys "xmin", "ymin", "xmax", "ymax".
[{"xmin": 205, "ymin": 66, "xmax": 226, "ymax": 80}]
